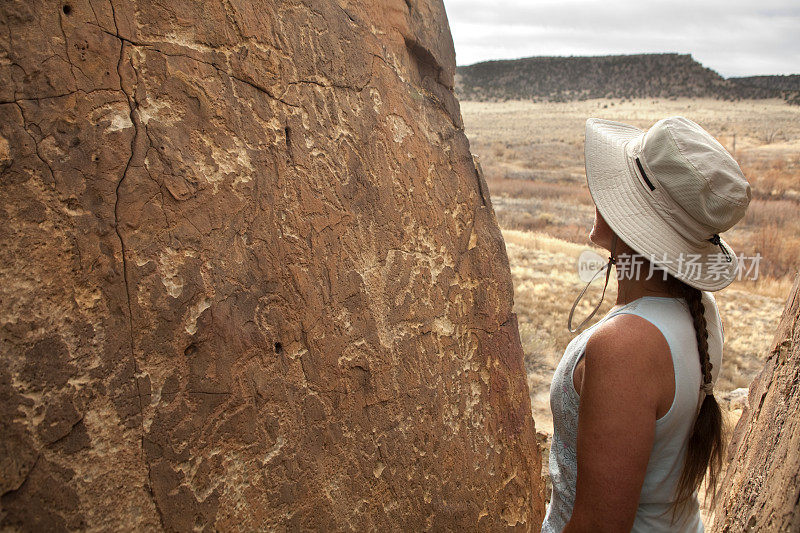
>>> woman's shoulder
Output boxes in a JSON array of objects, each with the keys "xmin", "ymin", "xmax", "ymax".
[
  {"xmin": 590, "ymin": 310, "xmax": 670, "ymax": 345},
  {"xmin": 586, "ymin": 312, "xmax": 672, "ymax": 370},
  {"xmin": 583, "ymin": 314, "xmax": 671, "ymax": 408}
]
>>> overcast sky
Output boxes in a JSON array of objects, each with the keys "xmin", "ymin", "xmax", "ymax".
[{"xmin": 442, "ymin": 0, "xmax": 800, "ymax": 77}]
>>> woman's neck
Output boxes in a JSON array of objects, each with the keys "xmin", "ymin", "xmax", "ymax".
[{"xmin": 613, "ymin": 259, "xmax": 677, "ymax": 305}]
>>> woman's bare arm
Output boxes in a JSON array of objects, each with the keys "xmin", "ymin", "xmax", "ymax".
[{"xmin": 564, "ymin": 314, "xmax": 669, "ymax": 532}]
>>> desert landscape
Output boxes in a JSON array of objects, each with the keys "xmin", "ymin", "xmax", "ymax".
[{"xmin": 459, "ymin": 96, "xmax": 800, "ymax": 513}]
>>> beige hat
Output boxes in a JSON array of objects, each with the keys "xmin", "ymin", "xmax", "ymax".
[{"xmin": 585, "ymin": 116, "xmax": 752, "ymax": 291}]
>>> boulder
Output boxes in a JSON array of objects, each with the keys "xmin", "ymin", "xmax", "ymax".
[
  {"xmin": 0, "ymin": 0, "xmax": 543, "ymax": 530},
  {"xmin": 712, "ymin": 274, "xmax": 800, "ymax": 532}
]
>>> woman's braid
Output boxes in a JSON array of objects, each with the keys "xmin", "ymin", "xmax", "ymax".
[{"xmin": 685, "ymin": 286, "xmax": 712, "ymax": 387}]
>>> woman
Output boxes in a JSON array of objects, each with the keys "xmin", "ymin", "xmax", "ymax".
[{"xmin": 541, "ymin": 116, "xmax": 751, "ymax": 532}]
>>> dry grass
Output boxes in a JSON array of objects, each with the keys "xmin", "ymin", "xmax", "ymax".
[
  {"xmin": 463, "ymin": 98, "xmax": 798, "ymax": 510},
  {"xmin": 482, "ymin": 175, "xmax": 594, "ymax": 204}
]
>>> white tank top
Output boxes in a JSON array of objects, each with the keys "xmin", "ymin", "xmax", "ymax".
[{"xmin": 541, "ymin": 293, "xmax": 724, "ymax": 532}]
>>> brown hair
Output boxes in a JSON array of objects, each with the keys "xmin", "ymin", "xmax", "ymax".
[{"xmin": 662, "ymin": 273, "xmax": 728, "ymax": 523}]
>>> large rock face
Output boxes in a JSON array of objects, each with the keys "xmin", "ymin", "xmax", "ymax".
[
  {"xmin": 712, "ymin": 274, "xmax": 800, "ymax": 532},
  {"xmin": 0, "ymin": 0, "xmax": 543, "ymax": 530}
]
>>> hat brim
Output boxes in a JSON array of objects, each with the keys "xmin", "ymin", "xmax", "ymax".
[{"xmin": 585, "ymin": 118, "xmax": 739, "ymax": 291}]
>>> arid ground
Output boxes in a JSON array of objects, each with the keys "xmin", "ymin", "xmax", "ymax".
[{"xmin": 460, "ymin": 98, "xmax": 800, "ymax": 513}]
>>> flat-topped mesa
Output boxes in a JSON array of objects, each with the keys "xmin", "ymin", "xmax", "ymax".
[{"xmin": 455, "ymin": 53, "xmax": 788, "ymax": 102}]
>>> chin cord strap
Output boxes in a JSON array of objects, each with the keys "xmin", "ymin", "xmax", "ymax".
[
  {"xmin": 707, "ymin": 233, "xmax": 731, "ymax": 263},
  {"xmin": 567, "ymin": 234, "xmax": 618, "ymax": 333}
]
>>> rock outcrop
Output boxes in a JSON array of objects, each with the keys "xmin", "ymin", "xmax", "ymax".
[
  {"xmin": 455, "ymin": 53, "xmax": 783, "ymax": 103},
  {"xmin": 712, "ymin": 274, "xmax": 800, "ymax": 532},
  {"xmin": 0, "ymin": 0, "xmax": 543, "ymax": 530}
]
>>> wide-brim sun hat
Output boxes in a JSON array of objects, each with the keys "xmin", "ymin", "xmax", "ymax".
[{"xmin": 584, "ymin": 116, "xmax": 752, "ymax": 291}]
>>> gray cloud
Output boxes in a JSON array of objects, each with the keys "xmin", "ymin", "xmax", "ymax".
[{"xmin": 443, "ymin": 0, "xmax": 800, "ymax": 77}]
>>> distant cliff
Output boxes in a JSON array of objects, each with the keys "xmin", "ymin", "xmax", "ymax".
[
  {"xmin": 730, "ymin": 75, "xmax": 800, "ymax": 105},
  {"xmin": 455, "ymin": 53, "xmax": 797, "ymax": 103},
  {"xmin": 730, "ymin": 74, "xmax": 800, "ymax": 91}
]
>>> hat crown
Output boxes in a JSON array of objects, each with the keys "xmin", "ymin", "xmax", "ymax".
[{"xmin": 639, "ymin": 116, "xmax": 751, "ymax": 234}]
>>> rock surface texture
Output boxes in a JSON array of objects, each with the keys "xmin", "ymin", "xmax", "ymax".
[
  {"xmin": 0, "ymin": 0, "xmax": 544, "ymax": 530},
  {"xmin": 712, "ymin": 274, "xmax": 800, "ymax": 532}
]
